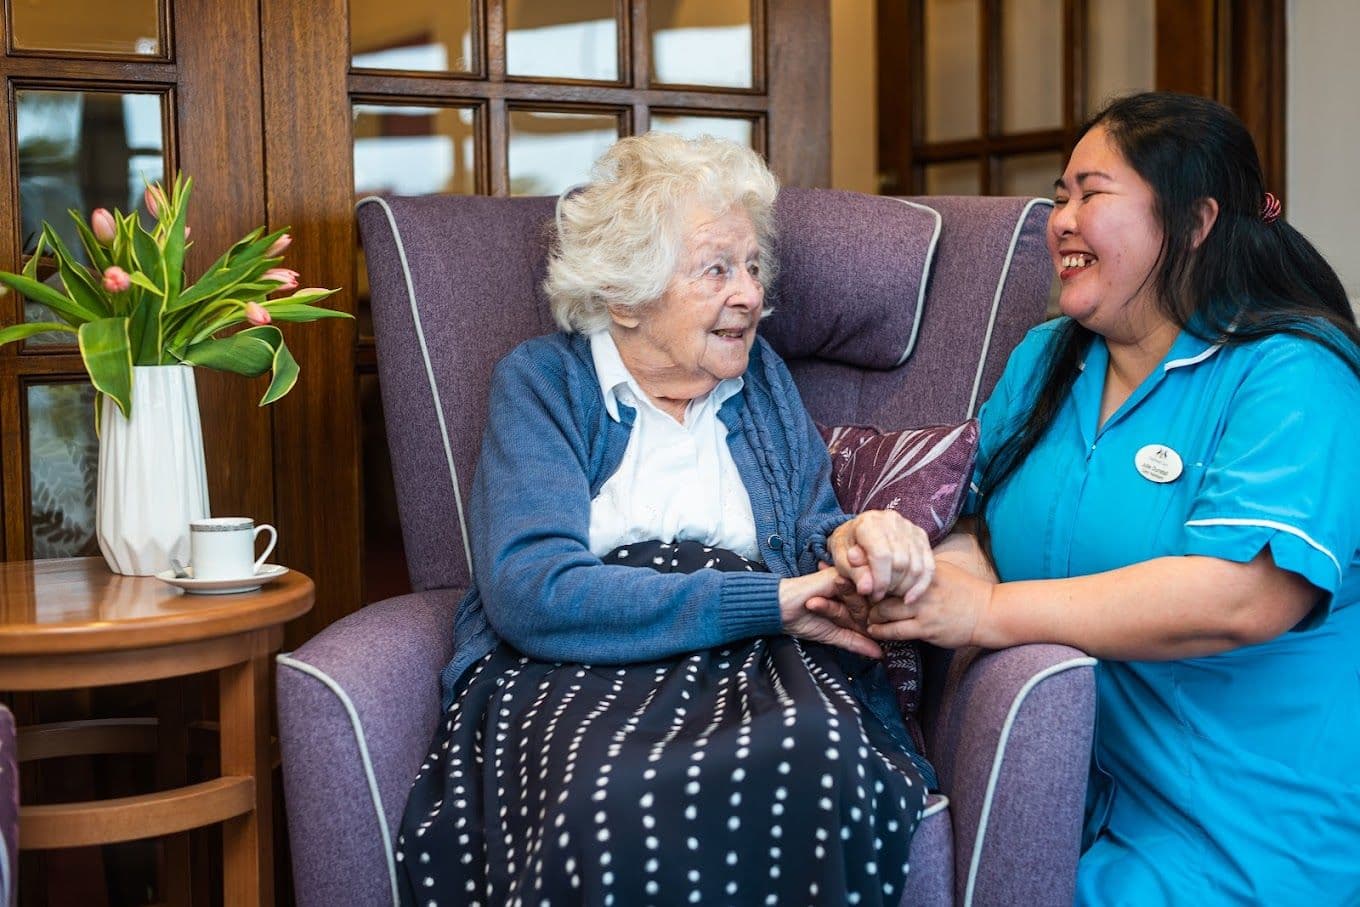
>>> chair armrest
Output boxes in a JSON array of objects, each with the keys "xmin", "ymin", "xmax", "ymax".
[
  {"xmin": 277, "ymin": 588, "xmax": 462, "ymax": 907},
  {"xmin": 923, "ymin": 644, "xmax": 1095, "ymax": 907}
]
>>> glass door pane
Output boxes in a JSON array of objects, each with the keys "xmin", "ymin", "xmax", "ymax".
[
  {"xmin": 1087, "ymin": 0, "xmax": 1155, "ymax": 114},
  {"xmin": 15, "ymin": 89, "xmax": 166, "ymax": 344},
  {"xmin": 350, "ymin": 0, "xmax": 476, "ymax": 74},
  {"xmin": 26, "ymin": 381, "xmax": 100, "ymax": 559},
  {"xmin": 924, "ymin": 0, "xmax": 980, "ymax": 142},
  {"xmin": 10, "ymin": 0, "xmax": 164, "ymax": 56},
  {"xmin": 506, "ymin": 0, "xmax": 620, "ymax": 82},
  {"xmin": 650, "ymin": 0, "xmax": 754, "ymax": 88},
  {"xmin": 649, "ymin": 113, "xmax": 757, "ymax": 148},
  {"xmin": 1001, "ymin": 0, "xmax": 1063, "ymax": 131},
  {"xmin": 508, "ymin": 109, "xmax": 622, "ymax": 196}
]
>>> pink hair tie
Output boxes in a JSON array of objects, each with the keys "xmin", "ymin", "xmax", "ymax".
[{"xmin": 1261, "ymin": 191, "xmax": 1282, "ymax": 224}]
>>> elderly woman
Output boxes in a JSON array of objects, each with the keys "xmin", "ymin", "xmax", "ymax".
[{"xmin": 395, "ymin": 133, "xmax": 936, "ymax": 905}]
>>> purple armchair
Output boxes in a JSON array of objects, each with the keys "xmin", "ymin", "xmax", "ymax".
[{"xmin": 278, "ymin": 189, "xmax": 1095, "ymax": 906}]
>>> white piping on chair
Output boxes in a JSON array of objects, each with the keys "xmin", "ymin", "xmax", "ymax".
[
  {"xmin": 966, "ymin": 198, "xmax": 1054, "ymax": 419},
  {"xmin": 277, "ymin": 653, "xmax": 401, "ymax": 907},
  {"xmin": 962, "ymin": 654, "xmax": 1096, "ymax": 907},
  {"xmin": 888, "ymin": 198, "xmax": 943, "ymax": 366},
  {"xmin": 356, "ymin": 195, "xmax": 474, "ymax": 577}
]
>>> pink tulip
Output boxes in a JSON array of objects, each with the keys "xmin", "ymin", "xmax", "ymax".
[
  {"xmin": 244, "ymin": 302, "xmax": 272, "ymax": 326},
  {"xmin": 144, "ymin": 185, "xmax": 166, "ymax": 218},
  {"xmin": 264, "ymin": 234, "xmax": 292, "ymax": 257},
  {"xmin": 91, "ymin": 208, "xmax": 116, "ymax": 245},
  {"xmin": 262, "ymin": 268, "xmax": 300, "ymax": 292},
  {"xmin": 184, "ymin": 225, "xmax": 192, "ymax": 240},
  {"xmin": 102, "ymin": 266, "xmax": 131, "ymax": 293}
]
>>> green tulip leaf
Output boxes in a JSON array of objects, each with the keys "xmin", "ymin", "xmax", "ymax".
[
  {"xmin": 127, "ymin": 271, "xmax": 163, "ymax": 295},
  {"xmin": 259, "ymin": 335, "xmax": 300, "ymax": 406},
  {"xmin": 179, "ymin": 325, "xmax": 281, "ymax": 377},
  {"xmin": 0, "ymin": 321, "xmax": 78, "ymax": 345},
  {"xmin": 261, "ymin": 302, "xmax": 352, "ymax": 323},
  {"xmin": 43, "ymin": 225, "xmax": 110, "ymax": 318},
  {"xmin": 0, "ymin": 272, "xmax": 98, "ymax": 325},
  {"xmin": 78, "ymin": 318, "xmax": 134, "ymax": 418}
]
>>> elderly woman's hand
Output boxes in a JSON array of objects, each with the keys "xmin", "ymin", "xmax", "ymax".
[
  {"xmin": 780, "ymin": 567, "xmax": 883, "ymax": 659},
  {"xmin": 828, "ymin": 510, "xmax": 934, "ymax": 605},
  {"xmin": 865, "ymin": 561, "xmax": 995, "ymax": 649}
]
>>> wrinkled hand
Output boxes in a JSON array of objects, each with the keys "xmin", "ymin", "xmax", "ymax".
[
  {"xmin": 779, "ymin": 567, "xmax": 883, "ymax": 659},
  {"xmin": 828, "ymin": 510, "xmax": 934, "ymax": 604},
  {"xmin": 866, "ymin": 560, "xmax": 995, "ymax": 649}
]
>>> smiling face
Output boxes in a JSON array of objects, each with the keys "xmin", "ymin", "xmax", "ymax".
[
  {"xmin": 610, "ymin": 206, "xmax": 765, "ymax": 415},
  {"xmin": 1048, "ymin": 125, "xmax": 1169, "ymax": 342}
]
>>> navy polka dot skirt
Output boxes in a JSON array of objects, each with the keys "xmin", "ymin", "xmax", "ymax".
[{"xmin": 396, "ymin": 542, "xmax": 928, "ymax": 906}]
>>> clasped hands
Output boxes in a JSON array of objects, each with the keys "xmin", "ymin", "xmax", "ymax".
[{"xmin": 779, "ymin": 511, "xmax": 995, "ymax": 657}]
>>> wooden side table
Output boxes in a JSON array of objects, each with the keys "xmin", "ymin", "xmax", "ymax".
[{"xmin": 0, "ymin": 556, "xmax": 313, "ymax": 907}]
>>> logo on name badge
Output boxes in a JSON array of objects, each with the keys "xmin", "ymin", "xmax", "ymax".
[{"xmin": 1134, "ymin": 444, "xmax": 1183, "ymax": 483}]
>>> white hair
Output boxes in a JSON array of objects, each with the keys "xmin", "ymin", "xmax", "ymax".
[{"xmin": 544, "ymin": 132, "xmax": 780, "ymax": 334}]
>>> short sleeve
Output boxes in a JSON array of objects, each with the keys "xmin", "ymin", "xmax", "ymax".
[
  {"xmin": 965, "ymin": 321, "xmax": 1063, "ymax": 515},
  {"xmin": 1183, "ymin": 338, "xmax": 1360, "ymax": 623}
]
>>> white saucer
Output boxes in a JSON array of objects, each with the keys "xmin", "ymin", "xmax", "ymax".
[{"xmin": 155, "ymin": 563, "xmax": 289, "ymax": 595}]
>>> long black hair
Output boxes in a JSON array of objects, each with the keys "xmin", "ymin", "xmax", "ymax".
[{"xmin": 978, "ymin": 90, "xmax": 1360, "ymax": 515}]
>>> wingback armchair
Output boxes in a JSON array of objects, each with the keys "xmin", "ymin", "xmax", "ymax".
[{"xmin": 277, "ymin": 188, "xmax": 1096, "ymax": 907}]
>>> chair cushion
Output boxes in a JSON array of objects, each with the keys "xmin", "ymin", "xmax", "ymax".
[
  {"xmin": 821, "ymin": 419, "xmax": 979, "ymax": 545},
  {"xmin": 764, "ymin": 188, "xmax": 940, "ymax": 369},
  {"xmin": 819, "ymin": 419, "xmax": 979, "ymax": 721}
]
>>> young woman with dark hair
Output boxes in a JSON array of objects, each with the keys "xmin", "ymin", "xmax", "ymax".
[{"xmin": 868, "ymin": 91, "xmax": 1360, "ymax": 902}]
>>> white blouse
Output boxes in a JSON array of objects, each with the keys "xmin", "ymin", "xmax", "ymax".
[{"xmin": 587, "ymin": 331, "xmax": 760, "ymax": 561}]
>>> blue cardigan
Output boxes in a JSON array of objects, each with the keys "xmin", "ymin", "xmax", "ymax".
[{"xmin": 441, "ymin": 330, "xmax": 849, "ymax": 699}]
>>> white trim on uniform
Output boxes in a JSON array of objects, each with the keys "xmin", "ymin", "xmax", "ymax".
[
  {"xmin": 1184, "ymin": 516, "xmax": 1343, "ymax": 581},
  {"xmin": 1163, "ymin": 343, "xmax": 1223, "ymax": 371}
]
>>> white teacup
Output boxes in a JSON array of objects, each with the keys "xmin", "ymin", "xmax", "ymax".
[{"xmin": 189, "ymin": 517, "xmax": 278, "ymax": 581}]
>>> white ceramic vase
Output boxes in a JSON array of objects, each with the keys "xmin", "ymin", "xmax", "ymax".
[{"xmin": 96, "ymin": 365, "xmax": 210, "ymax": 575}]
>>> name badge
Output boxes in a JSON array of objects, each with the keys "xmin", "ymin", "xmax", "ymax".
[{"xmin": 1134, "ymin": 444, "xmax": 1183, "ymax": 483}]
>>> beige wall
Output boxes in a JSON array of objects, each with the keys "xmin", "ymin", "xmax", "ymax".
[
  {"xmin": 831, "ymin": 0, "xmax": 878, "ymax": 193},
  {"xmin": 1287, "ymin": 0, "xmax": 1360, "ymax": 309}
]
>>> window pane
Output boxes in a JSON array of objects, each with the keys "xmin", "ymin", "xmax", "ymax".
[
  {"xmin": 508, "ymin": 110, "xmax": 621, "ymax": 197},
  {"xmin": 17, "ymin": 90, "xmax": 165, "ymax": 343},
  {"xmin": 353, "ymin": 103, "xmax": 478, "ymax": 337},
  {"xmin": 1087, "ymin": 0, "xmax": 1155, "ymax": 115},
  {"xmin": 924, "ymin": 161, "xmax": 981, "ymax": 195},
  {"xmin": 350, "ymin": 0, "xmax": 474, "ymax": 74},
  {"xmin": 11, "ymin": 0, "xmax": 162, "ymax": 56},
  {"xmin": 353, "ymin": 104, "xmax": 478, "ymax": 197},
  {"xmin": 999, "ymin": 151, "xmax": 1062, "ymax": 198},
  {"xmin": 649, "ymin": 114, "xmax": 756, "ymax": 148},
  {"xmin": 506, "ymin": 1, "xmax": 619, "ymax": 82},
  {"xmin": 650, "ymin": 0, "xmax": 753, "ymax": 89},
  {"xmin": 27, "ymin": 382, "xmax": 100, "ymax": 560},
  {"xmin": 1001, "ymin": 0, "xmax": 1063, "ymax": 131},
  {"xmin": 924, "ymin": 0, "xmax": 980, "ymax": 142}
]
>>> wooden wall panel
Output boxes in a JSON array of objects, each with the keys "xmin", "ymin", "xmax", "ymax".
[
  {"xmin": 174, "ymin": 0, "xmax": 275, "ymax": 532},
  {"xmin": 261, "ymin": 0, "xmax": 364, "ymax": 646},
  {"xmin": 768, "ymin": 0, "xmax": 830, "ymax": 187}
]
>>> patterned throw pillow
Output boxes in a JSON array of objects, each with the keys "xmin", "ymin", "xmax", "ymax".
[{"xmin": 818, "ymin": 419, "xmax": 980, "ymax": 723}]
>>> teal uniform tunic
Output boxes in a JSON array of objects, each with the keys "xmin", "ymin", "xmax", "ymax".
[{"xmin": 970, "ymin": 318, "xmax": 1360, "ymax": 905}]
